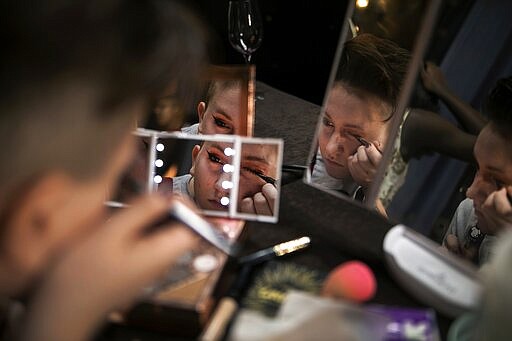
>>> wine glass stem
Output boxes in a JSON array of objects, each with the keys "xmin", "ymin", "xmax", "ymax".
[{"xmin": 244, "ymin": 53, "xmax": 252, "ymax": 64}]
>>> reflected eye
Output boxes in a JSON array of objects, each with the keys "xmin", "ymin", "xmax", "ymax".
[
  {"xmin": 243, "ymin": 166, "xmax": 263, "ymax": 178},
  {"xmin": 345, "ymin": 131, "xmax": 369, "ymax": 146},
  {"xmin": 207, "ymin": 151, "xmax": 224, "ymax": 165},
  {"xmin": 242, "ymin": 167, "xmax": 276, "ymax": 185},
  {"xmin": 493, "ymin": 178, "xmax": 505, "ymax": 189},
  {"xmin": 322, "ymin": 117, "xmax": 334, "ymax": 128},
  {"xmin": 213, "ymin": 116, "xmax": 231, "ymax": 130}
]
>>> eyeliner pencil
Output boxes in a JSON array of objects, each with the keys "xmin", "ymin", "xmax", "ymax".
[{"xmin": 199, "ymin": 236, "xmax": 311, "ymax": 341}]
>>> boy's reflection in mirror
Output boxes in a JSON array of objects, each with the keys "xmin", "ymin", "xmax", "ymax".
[
  {"xmin": 311, "ymin": 33, "xmax": 409, "ymax": 200},
  {"xmin": 182, "ymin": 79, "xmax": 243, "ymax": 135},
  {"xmin": 146, "ymin": 78, "xmax": 243, "ymax": 135},
  {"xmin": 190, "ymin": 141, "xmax": 234, "ymax": 211},
  {"xmin": 159, "ymin": 141, "xmax": 278, "ymax": 216},
  {"xmin": 238, "ymin": 143, "xmax": 278, "ymax": 216}
]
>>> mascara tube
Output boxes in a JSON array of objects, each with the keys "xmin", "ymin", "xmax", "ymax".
[{"xmin": 238, "ymin": 236, "xmax": 311, "ymax": 265}]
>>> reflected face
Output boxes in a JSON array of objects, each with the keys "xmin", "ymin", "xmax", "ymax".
[
  {"xmin": 190, "ymin": 142, "xmax": 278, "ymax": 213},
  {"xmin": 191, "ymin": 142, "xmax": 233, "ymax": 211},
  {"xmin": 238, "ymin": 143, "xmax": 278, "ymax": 203},
  {"xmin": 319, "ymin": 84, "xmax": 391, "ymax": 179},
  {"xmin": 466, "ymin": 125, "xmax": 512, "ymax": 233},
  {"xmin": 198, "ymin": 85, "xmax": 242, "ymax": 135}
]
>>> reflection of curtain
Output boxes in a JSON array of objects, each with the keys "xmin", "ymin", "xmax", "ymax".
[{"xmin": 387, "ymin": 0, "xmax": 512, "ymax": 235}]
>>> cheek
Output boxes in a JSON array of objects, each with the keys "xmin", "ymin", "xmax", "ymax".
[
  {"xmin": 62, "ymin": 182, "xmax": 106, "ymax": 247},
  {"xmin": 204, "ymin": 119, "xmax": 216, "ymax": 133},
  {"xmin": 370, "ymin": 124, "xmax": 389, "ymax": 146},
  {"xmin": 199, "ymin": 114, "xmax": 216, "ymax": 134},
  {"xmin": 467, "ymin": 178, "xmax": 495, "ymax": 207},
  {"xmin": 196, "ymin": 164, "xmax": 216, "ymax": 189},
  {"xmin": 478, "ymin": 183, "xmax": 495, "ymax": 201},
  {"xmin": 231, "ymin": 116, "xmax": 241, "ymax": 134},
  {"xmin": 319, "ymin": 125, "xmax": 330, "ymax": 140},
  {"xmin": 318, "ymin": 132, "xmax": 330, "ymax": 153}
]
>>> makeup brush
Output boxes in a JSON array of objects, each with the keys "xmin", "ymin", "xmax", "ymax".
[{"xmin": 199, "ymin": 236, "xmax": 311, "ymax": 341}]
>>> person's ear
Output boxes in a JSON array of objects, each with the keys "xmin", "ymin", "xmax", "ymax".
[
  {"xmin": 197, "ymin": 102, "xmax": 207, "ymax": 123},
  {"xmin": 2, "ymin": 172, "xmax": 74, "ymax": 284},
  {"xmin": 190, "ymin": 145, "xmax": 201, "ymax": 176}
]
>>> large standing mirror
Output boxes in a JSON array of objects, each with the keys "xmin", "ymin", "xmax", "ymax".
[
  {"xmin": 370, "ymin": 0, "xmax": 512, "ymax": 267},
  {"xmin": 305, "ymin": 0, "xmax": 441, "ymax": 213}
]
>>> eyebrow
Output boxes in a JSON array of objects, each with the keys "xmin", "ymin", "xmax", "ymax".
[
  {"xmin": 212, "ymin": 108, "xmax": 233, "ymax": 121},
  {"xmin": 485, "ymin": 165, "xmax": 504, "ymax": 173},
  {"xmin": 255, "ymin": 173, "xmax": 276, "ymax": 185},
  {"xmin": 473, "ymin": 149, "xmax": 506, "ymax": 174},
  {"xmin": 206, "ymin": 143, "xmax": 229, "ymax": 153},
  {"xmin": 324, "ymin": 112, "xmax": 363, "ymax": 130},
  {"xmin": 242, "ymin": 155, "xmax": 271, "ymax": 165}
]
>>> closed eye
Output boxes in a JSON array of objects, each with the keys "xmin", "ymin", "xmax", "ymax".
[
  {"xmin": 322, "ymin": 116, "xmax": 334, "ymax": 128},
  {"xmin": 243, "ymin": 167, "xmax": 276, "ymax": 185},
  {"xmin": 213, "ymin": 116, "xmax": 231, "ymax": 130},
  {"xmin": 243, "ymin": 166, "xmax": 263, "ymax": 177}
]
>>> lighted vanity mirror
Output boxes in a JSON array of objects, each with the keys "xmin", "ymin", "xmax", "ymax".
[
  {"xmin": 111, "ymin": 129, "xmax": 283, "ymax": 223},
  {"xmin": 370, "ymin": 0, "xmax": 512, "ymax": 267},
  {"xmin": 304, "ymin": 0, "xmax": 441, "ymax": 213},
  {"xmin": 144, "ymin": 64, "xmax": 255, "ymax": 137}
]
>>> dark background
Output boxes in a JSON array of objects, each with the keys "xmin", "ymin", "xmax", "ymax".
[{"xmin": 185, "ymin": 0, "xmax": 475, "ymax": 105}]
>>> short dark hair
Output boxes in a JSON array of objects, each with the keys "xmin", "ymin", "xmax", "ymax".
[
  {"xmin": 336, "ymin": 33, "xmax": 411, "ymax": 119},
  {"xmin": 205, "ymin": 79, "xmax": 242, "ymax": 106},
  {"xmin": 485, "ymin": 76, "xmax": 512, "ymax": 137}
]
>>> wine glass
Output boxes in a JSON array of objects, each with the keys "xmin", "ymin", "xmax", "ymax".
[{"xmin": 228, "ymin": 0, "xmax": 263, "ymax": 64}]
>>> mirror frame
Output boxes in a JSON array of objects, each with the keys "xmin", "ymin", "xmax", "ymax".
[
  {"xmin": 303, "ymin": 0, "xmax": 443, "ymax": 212},
  {"xmin": 365, "ymin": 0, "xmax": 443, "ymax": 207},
  {"xmin": 133, "ymin": 129, "xmax": 283, "ymax": 223}
]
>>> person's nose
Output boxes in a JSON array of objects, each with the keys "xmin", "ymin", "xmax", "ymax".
[
  {"xmin": 214, "ymin": 171, "xmax": 231, "ymax": 197},
  {"xmin": 466, "ymin": 172, "xmax": 492, "ymax": 207},
  {"xmin": 325, "ymin": 133, "xmax": 345, "ymax": 157}
]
